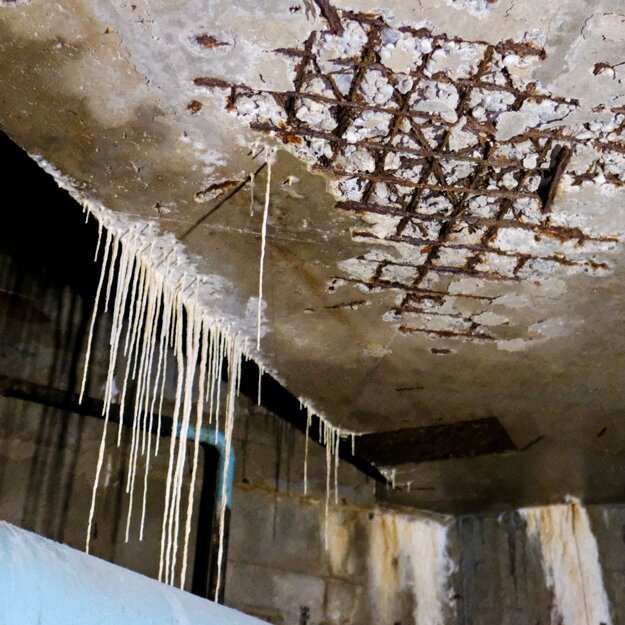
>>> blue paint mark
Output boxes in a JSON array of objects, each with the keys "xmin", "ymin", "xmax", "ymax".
[{"xmin": 181, "ymin": 424, "xmax": 234, "ymax": 506}]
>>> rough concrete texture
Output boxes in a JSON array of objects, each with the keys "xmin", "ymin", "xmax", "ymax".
[
  {"xmin": 2, "ymin": 0, "xmax": 625, "ymax": 509},
  {"xmin": 454, "ymin": 504, "xmax": 625, "ymax": 625},
  {"xmin": 226, "ymin": 491, "xmax": 457, "ymax": 625}
]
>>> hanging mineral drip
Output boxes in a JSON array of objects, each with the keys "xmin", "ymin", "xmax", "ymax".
[
  {"xmin": 256, "ymin": 147, "xmax": 276, "ymax": 351},
  {"xmin": 77, "ymin": 205, "xmax": 247, "ymax": 597},
  {"xmin": 303, "ymin": 408, "xmax": 311, "ymax": 496},
  {"xmin": 68, "ymin": 167, "xmax": 361, "ymax": 599},
  {"xmin": 249, "ymin": 171, "xmax": 255, "ymax": 217}
]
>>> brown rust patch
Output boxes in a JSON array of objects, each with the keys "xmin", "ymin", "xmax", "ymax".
[
  {"xmin": 325, "ymin": 299, "xmax": 367, "ymax": 309},
  {"xmin": 594, "ymin": 62, "xmax": 613, "ymax": 75},
  {"xmin": 205, "ymin": 180, "xmax": 237, "ymax": 193},
  {"xmin": 312, "ymin": 0, "xmax": 344, "ymax": 35},
  {"xmin": 193, "ymin": 76, "xmax": 232, "ymax": 89},
  {"xmin": 194, "ymin": 180, "xmax": 238, "ymax": 202},
  {"xmin": 186, "ymin": 100, "xmax": 203, "ymax": 114},
  {"xmin": 283, "ymin": 134, "xmax": 303, "ymax": 145},
  {"xmin": 195, "ymin": 34, "xmax": 229, "ymax": 49}
]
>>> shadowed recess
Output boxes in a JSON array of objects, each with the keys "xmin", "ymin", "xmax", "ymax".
[{"xmin": 356, "ymin": 417, "xmax": 516, "ymax": 466}]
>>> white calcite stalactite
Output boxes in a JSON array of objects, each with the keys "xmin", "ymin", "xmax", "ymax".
[
  {"xmin": 256, "ymin": 148, "xmax": 274, "ymax": 351},
  {"xmin": 522, "ymin": 498, "xmax": 612, "ymax": 625},
  {"xmin": 76, "ymin": 212, "xmax": 356, "ymax": 592},
  {"xmin": 77, "ymin": 202, "xmax": 247, "ymax": 598},
  {"xmin": 33, "ymin": 154, "xmax": 362, "ymax": 599},
  {"xmin": 303, "ymin": 408, "xmax": 311, "ymax": 496}
]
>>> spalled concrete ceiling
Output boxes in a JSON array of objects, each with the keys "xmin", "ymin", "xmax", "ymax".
[{"xmin": 2, "ymin": 0, "xmax": 625, "ymax": 512}]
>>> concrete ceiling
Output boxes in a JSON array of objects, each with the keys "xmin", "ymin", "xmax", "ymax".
[{"xmin": 2, "ymin": 0, "xmax": 625, "ymax": 512}]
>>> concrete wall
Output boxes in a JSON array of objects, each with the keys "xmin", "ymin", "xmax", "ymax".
[
  {"xmin": 454, "ymin": 505, "xmax": 622, "ymax": 625},
  {"xmin": 226, "ymin": 404, "xmax": 456, "ymax": 625},
  {"xmin": 1, "ymin": 171, "xmax": 624, "ymax": 625},
  {"xmin": 5, "ymin": 379, "xmax": 625, "ymax": 625}
]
